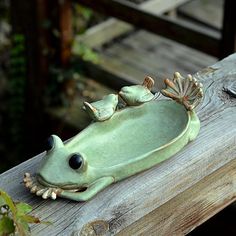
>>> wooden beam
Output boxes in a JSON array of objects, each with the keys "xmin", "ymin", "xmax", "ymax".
[
  {"xmin": 1, "ymin": 53, "xmax": 236, "ymax": 235},
  {"xmin": 140, "ymin": 0, "xmax": 190, "ymax": 14},
  {"xmin": 73, "ymin": 18, "xmax": 132, "ymax": 49},
  {"xmin": 10, "ymin": 0, "xmax": 50, "ymax": 155},
  {"xmin": 58, "ymin": 0, "xmax": 73, "ymax": 66},
  {"xmin": 74, "ymin": 30, "xmax": 216, "ymax": 91},
  {"xmin": 220, "ymin": 0, "xmax": 236, "ymax": 59},
  {"xmin": 76, "ymin": 0, "xmax": 220, "ymax": 57},
  {"xmin": 74, "ymin": 0, "xmax": 191, "ymax": 49},
  {"xmin": 177, "ymin": 0, "xmax": 223, "ymax": 31},
  {"xmin": 118, "ymin": 159, "xmax": 236, "ymax": 235}
]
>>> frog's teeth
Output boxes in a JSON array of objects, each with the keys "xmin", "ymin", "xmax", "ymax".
[
  {"xmin": 25, "ymin": 181, "xmax": 33, "ymax": 188},
  {"xmin": 23, "ymin": 172, "xmax": 33, "ymax": 184},
  {"xmin": 23, "ymin": 177, "xmax": 31, "ymax": 183},
  {"xmin": 42, "ymin": 189, "xmax": 51, "ymax": 199},
  {"xmin": 24, "ymin": 172, "xmax": 59, "ymax": 200},
  {"xmin": 36, "ymin": 188, "xmax": 47, "ymax": 196},
  {"xmin": 51, "ymin": 191, "xmax": 57, "ymax": 200},
  {"xmin": 24, "ymin": 172, "xmax": 30, "ymax": 178},
  {"xmin": 30, "ymin": 185, "xmax": 38, "ymax": 193}
]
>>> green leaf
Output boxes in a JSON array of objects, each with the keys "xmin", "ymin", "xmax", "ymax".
[
  {"xmin": 16, "ymin": 203, "xmax": 32, "ymax": 216},
  {"xmin": 15, "ymin": 219, "xmax": 30, "ymax": 236},
  {"xmin": 0, "ymin": 197, "xmax": 5, "ymax": 207},
  {"xmin": 0, "ymin": 216, "xmax": 15, "ymax": 235},
  {"xmin": 0, "ymin": 189, "xmax": 52, "ymax": 235},
  {"xmin": 0, "ymin": 190, "xmax": 16, "ymax": 216},
  {"xmin": 20, "ymin": 215, "xmax": 40, "ymax": 224}
]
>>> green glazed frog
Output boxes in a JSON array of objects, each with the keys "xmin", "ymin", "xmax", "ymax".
[{"xmin": 24, "ymin": 73, "xmax": 203, "ymax": 201}]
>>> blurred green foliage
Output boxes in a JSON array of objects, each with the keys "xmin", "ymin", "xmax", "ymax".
[
  {"xmin": 8, "ymin": 34, "xmax": 26, "ymax": 145},
  {"xmin": 0, "ymin": 3, "xmax": 101, "ymax": 173}
]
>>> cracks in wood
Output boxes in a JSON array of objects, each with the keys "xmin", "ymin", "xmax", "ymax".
[
  {"xmin": 108, "ymin": 202, "xmax": 136, "ymax": 234},
  {"xmin": 78, "ymin": 220, "xmax": 109, "ymax": 236},
  {"xmin": 223, "ymin": 84, "xmax": 236, "ymax": 98}
]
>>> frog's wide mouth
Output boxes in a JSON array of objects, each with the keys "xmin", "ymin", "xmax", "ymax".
[{"xmin": 23, "ymin": 173, "xmax": 87, "ymax": 200}]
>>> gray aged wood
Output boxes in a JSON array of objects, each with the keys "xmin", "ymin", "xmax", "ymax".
[
  {"xmin": 77, "ymin": 0, "xmax": 220, "ymax": 56},
  {"xmin": 76, "ymin": 29, "xmax": 216, "ymax": 90},
  {"xmin": 1, "ymin": 54, "xmax": 236, "ymax": 235},
  {"xmin": 178, "ymin": 0, "xmax": 223, "ymax": 30}
]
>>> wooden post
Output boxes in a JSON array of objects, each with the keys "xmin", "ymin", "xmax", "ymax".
[
  {"xmin": 10, "ymin": 0, "xmax": 73, "ymax": 156},
  {"xmin": 220, "ymin": 0, "xmax": 236, "ymax": 59},
  {"xmin": 58, "ymin": 0, "xmax": 73, "ymax": 67},
  {"xmin": 10, "ymin": 0, "xmax": 48, "ymax": 156}
]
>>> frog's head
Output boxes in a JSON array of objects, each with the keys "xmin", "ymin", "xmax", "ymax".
[{"xmin": 24, "ymin": 135, "xmax": 92, "ymax": 200}]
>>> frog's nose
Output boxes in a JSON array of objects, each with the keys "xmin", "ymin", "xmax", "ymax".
[{"xmin": 44, "ymin": 135, "xmax": 64, "ymax": 152}]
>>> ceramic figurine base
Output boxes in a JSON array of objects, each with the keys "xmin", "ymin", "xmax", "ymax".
[{"xmin": 23, "ymin": 73, "xmax": 203, "ymax": 201}]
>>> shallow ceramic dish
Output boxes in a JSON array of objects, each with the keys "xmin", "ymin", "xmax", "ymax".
[{"xmin": 24, "ymin": 72, "xmax": 203, "ymax": 201}]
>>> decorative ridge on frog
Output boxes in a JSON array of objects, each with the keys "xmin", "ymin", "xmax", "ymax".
[{"xmin": 24, "ymin": 72, "xmax": 203, "ymax": 201}]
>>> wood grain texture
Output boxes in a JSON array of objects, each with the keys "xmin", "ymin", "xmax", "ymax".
[
  {"xmin": 178, "ymin": 0, "xmax": 223, "ymax": 31},
  {"xmin": 1, "ymin": 54, "xmax": 236, "ymax": 235},
  {"xmin": 74, "ymin": 0, "xmax": 190, "ymax": 48},
  {"xmin": 118, "ymin": 159, "xmax": 236, "ymax": 236},
  {"xmin": 78, "ymin": 30, "xmax": 216, "ymax": 90}
]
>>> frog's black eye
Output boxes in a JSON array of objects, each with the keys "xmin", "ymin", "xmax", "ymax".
[
  {"xmin": 45, "ymin": 136, "xmax": 54, "ymax": 151},
  {"xmin": 69, "ymin": 154, "xmax": 83, "ymax": 169}
]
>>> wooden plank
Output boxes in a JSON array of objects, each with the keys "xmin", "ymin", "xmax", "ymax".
[
  {"xmin": 118, "ymin": 159, "xmax": 236, "ymax": 235},
  {"xmin": 58, "ymin": 0, "xmax": 73, "ymax": 66},
  {"xmin": 77, "ymin": 30, "xmax": 216, "ymax": 90},
  {"xmin": 220, "ymin": 0, "xmax": 236, "ymax": 58},
  {"xmin": 73, "ymin": 18, "xmax": 132, "ymax": 49},
  {"xmin": 140, "ymin": 0, "xmax": 190, "ymax": 14},
  {"xmin": 0, "ymin": 53, "xmax": 236, "ymax": 235},
  {"xmin": 74, "ymin": 0, "xmax": 190, "ymax": 48},
  {"xmin": 76, "ymin": 0, "xmax": 220, "ymax": 56},
  {"xmin": 178, "ymin": 0, "xmax": 223, "ymax": 31}
]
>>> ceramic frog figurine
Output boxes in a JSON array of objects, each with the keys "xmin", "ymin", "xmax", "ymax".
[{"xmin": 24, "ymin": 73, "xmax": 203, "ymax": 201}]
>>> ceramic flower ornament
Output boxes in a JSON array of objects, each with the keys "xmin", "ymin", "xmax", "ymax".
[{"xmin": 24, "ymin": 72, "xmax": 203, "ymax": 201}]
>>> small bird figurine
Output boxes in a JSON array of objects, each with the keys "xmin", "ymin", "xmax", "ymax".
[
  {"xmin": 83, "ymin": 94, "xmax": 118, "ymax": 121},
  {"xmin": 119, "ymin": 76, "xmax": 155, "ymax": 106}
]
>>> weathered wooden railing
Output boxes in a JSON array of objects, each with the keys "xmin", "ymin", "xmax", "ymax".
[{"xmin": 1, "ymin": 54, "xmax": 236, "ymax": 235}]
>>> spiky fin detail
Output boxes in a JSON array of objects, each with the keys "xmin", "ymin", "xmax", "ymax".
[{"xmin": 161, "ymin": 72, "xmax": 203, "ymax": 111}]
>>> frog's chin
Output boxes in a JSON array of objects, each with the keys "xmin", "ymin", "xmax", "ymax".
[{"xmin": 23, "ymin": 172, "xmax": 87, "ymax": 200}]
